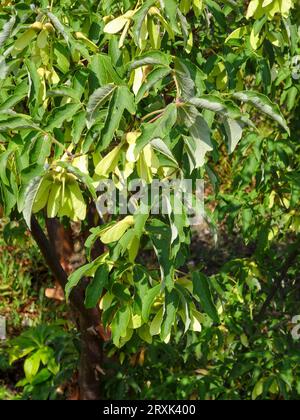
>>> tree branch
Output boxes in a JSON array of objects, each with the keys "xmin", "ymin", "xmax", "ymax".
[
  {"xmin": 31, "ymin": 216, "xmax": 68, "ymax": 287},
  {"xmin": 30, "ymin": 216, "xmax": 100, "ymax": 326}
]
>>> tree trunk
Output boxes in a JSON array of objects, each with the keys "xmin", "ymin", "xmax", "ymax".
[
  {"xmin": 30, "ymin": 216, "xmax": 103, "ymax": 400},
  {"xmin": 78, "ymin": 311, "xmax": 103, "ymax": 400}
]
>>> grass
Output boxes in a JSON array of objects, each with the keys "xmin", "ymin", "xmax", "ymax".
[{"xmin": 0, "ymin": 220, "xmax": 67, "ymax": 334}]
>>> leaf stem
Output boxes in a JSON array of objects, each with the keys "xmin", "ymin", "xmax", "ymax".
[{"xmin": 141, "ymin": 108, "xmax": 165, "ymax": 122}]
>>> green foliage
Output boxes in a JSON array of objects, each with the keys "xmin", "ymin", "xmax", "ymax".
[
  {"xmin": 7, "ymin": 324, "xmax": 78, "ymax": 400},
  {"xmin": 0, "ymin": 0, "xmax": 300, "ymax": 400},
  {"xmin": 103, "ymin": 251, "xmax": 300, "ymax": 400}
]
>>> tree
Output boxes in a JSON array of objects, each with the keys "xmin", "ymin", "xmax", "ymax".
[{"xmin": 0, "ymin": 0, "xmax": 298, "ymax": 400}]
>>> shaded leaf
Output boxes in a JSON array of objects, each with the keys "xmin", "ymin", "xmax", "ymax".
[
  {"xmin": 87, "ymin": 84, "xmax": 116, "ymax": 128},
  {"xmin": 22, "ymin": 175, "xmax": 45, "ymax": 229},
  {"xmin": 142, "ymin": 284, "xmax": 161, "ymax": 322},
  {"xmin": 100, "ymin": 86, "xmax": 136, "ymax": 150},
  {"xmin": 134, "ymin": 104, "xmax": 177, "ymax": 158},
  {"xmin": 136, "ymin": 66, "xmax": 171, "ymax": 103},
  {"xmin": 129, "ymin": 51, "xmax": 171, "ymax": 72},
  {"xmin": 179, "ymin": 105, "xmax": 212, "ymax": 169},
  {"xmin": 45, "ymin": 103, "xmax": 81, "ymax": 131},
  {"xmin": 233, "ymin": 91, "xmax": 290, "ymax": 134},
  {"xmin": 192, "ymin": 272, "xmax": 219, "ymax": 323},
  {"xmin": 85, "ymin": 264, "xmax": 109, "ymax": 309},
  {"xmin": 132, "ymin": 0, "xmax": 156, "ymax": 46},
  {"xmin": 224, "ymin": 117, "xmax": 244, "ymax": 154}
]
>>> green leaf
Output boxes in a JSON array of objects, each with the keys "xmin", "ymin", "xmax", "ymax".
[
  {"xmin": 162, "ymin": 0, "xmax": 180, "ymax": 33},
  {"xmin": 174, "ymin": 58, "xmax": 196, "ymax": 99},
  {"xmin": 47, "ymin": 12, "xmax": 70, "ymax": 44},
  {"xmin": 31, "ymin": 368, "xmax": 52, "ymax": 386},
  {"xmin": 189, "ymin": 95, "xmax": 241, "ymax": 119},
  {"xmin": 132, "ymin": 0, "xmax": 157, "ymax": 46},
  {"xmin": 13, "ymin": 29, "xmax": 36, "ymax": 53},
  {"xmin": 56, "ymin": 161, "xmax": 96, "ymax": 200},
  {"xmin": 45, "ymin": 103, "xmax": 82, "ymax": 131},
  {"xmin": 0, "ymin": 113, "xmax": 36, "ymax": 131},
  {"xmin": 71, "ymin": 111, "xmax": 86, "ymax": 144},
  {"xmin": 160, "ymin": 290, "xmax": 180, "ymax": 342},
  {"xmin": 224, "ymin": 117, "xmax": 244, "ymax": 154},
  {"xmin": 176, "ymin": 285, "xmax": 191, "ymax": 333},
  {"xmin": 179, "ymin": 105, "xmax": 212, "ymax": 169},
  {"xmin": 47, "ymin": 87, "xmax": 81, "ymax": 101},
  {"xmin": 85, "ymin": 264, "xmax": 109, "ymax": 309},
  {"xmin": 233, "ymin": 91, "xmax": 290, "ymax": 134},
  {"xmin": 136, "ymin": 66, "xmax": 171, "ymax": 103},
  {"xmin": 111, "ymin": 305, "xmax": 131, "ymax": 347},
  {"xmin": 252, "ymin": 379, "xmax": 264, "ymax": 400},
  {"xmin": 99, "ymin": 216, "xmax": 134, "ymax": 244},
  {"xmin": 138, "ymin": 324, "xmax": 153, "ymax": 344},
  {"xmin": 89, "ymin": 54, "xmax": 123, "ymax": 88},
  {"xmin": 30, "ymin": 135, "xmax": 52, "ymax": 165},
  {"xmin": 142, "ymin": 284, "xmax": 161, "ymax": 322},
  {"xmin": 0, "ymin": 80, "xmax": 28, "ymax": 112},
  {"xmin": 17, "ymin": 164, "xmax": 44, "ymax": 211},
  {"xmin": 26, "ymin": 59, "xmax": 43, "ymax": 117},
  {"xmin": 134, "ymin": 103, "xmax": 177, "ymax": 158},
  {"xmin": 149, "ymin": 220, "xmax": 176, "ymax": 291},
  {"xmin": 100, "ymin": 86, "xmax": 135, "ymax": 150},
  {"xmin": 0, "ymin": 149, "xmax": 15, "ymax": 186},
  {"xmin": 177, "ymin": 8, "xmax": 189, "ymax": 44},
  {"xmin": 150, "ymin": 138, "xmax": 178, "ymax": 165},
  {"xmin": 150, "ymin": 307, "xmax": 164, "ymax": 336},
  {"xmin": 0, "ymin": 15, "xmax": 16, "ymax": 48},
  {"xmin": 206, "ymin": 0, "xmax": 226, "ymax": 29},
  {"xmin": 54, "ymin": 42, "xmax": 70, "ymax": 73},
  {"xmin": 65, "ymin": 261, "xmax": 95, "ymax": 301},
  {"xmin": 0, "ymin": 56, "xmax": 8, "ymax": 80},
  {"xmin": 86, "ymin": 84, "xmax": 116, "ymax": 128},
  {"xmin": 129, "ymin": 51, "xmax": 171, "ymax": 72},
  {"xmin": 192, "ymin": 272, "xmax": 219, "ymax": 323},
  {"xmin": 24, "ymin": 351, "xmax": 41, "ymax": 382},
  {"xmin": 286, "ymin": 86, "xmax": 298, "ymax": 112},
  {"xmin": 22, "ymin": 174, "xmax": 45, "ymax": 229},
  {"xmin": 85, "ymin": 225, "xmax": 114, "ymax": 258},
  {"xmin": 104, "ymin": 15, "xmax": 129, "ymax": 34}
]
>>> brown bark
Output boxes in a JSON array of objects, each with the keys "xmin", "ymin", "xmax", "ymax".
[
  {"xmin": 30, "ymin": 216, "xmax": 103, "ymax": 400},
  {"xmin": 78, "ymin": 313, "xmax": 103, "ymax": 400}
]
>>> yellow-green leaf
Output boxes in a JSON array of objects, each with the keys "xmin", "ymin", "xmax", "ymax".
[{"xmin": 100, "ymin": 216, "xmax": 134, "ymax": 244}]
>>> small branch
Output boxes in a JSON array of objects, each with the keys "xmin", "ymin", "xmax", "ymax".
[
  {"xmin": 141, "ymin": 108, "xmax": 165, "ymax": 122},
  {"xmin": 31, "ymin": 216, "xmax": 68, "ymax": 288},
  {"xmin": 172, "ymin": 71, "xmax": 180, "ymax": 100},
  {"xmin": 148, "ymin": 113, "xmax": 163, "ymax": 124}
]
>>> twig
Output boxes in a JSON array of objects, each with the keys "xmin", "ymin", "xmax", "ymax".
[{"xmin": 141, "ymin": 108, "xmax": 165, "ymax": 122}]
